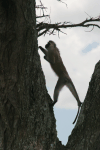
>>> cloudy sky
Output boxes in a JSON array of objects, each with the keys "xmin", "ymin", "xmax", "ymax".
[{"xmin": 36, "ymin": 0, "xmax": 100, "ymax": 145}]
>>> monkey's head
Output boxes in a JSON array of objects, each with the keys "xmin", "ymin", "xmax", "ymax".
[{"xmin": 45, "ymin": 41, "xmax": 56, "ymax": 49}]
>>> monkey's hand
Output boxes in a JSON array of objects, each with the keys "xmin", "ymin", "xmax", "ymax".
[
  {"xmin": 45, "ymin": 56, "xmax": 55, "ymax": 64},
  {"xmin": 38, "ymin": 46, "xmax": 42, "ymax": 49},
  {"xmin": 39, "ymin": 46, "xmax": 47, "ymax": 55},
  {"xmin": 78, "ymin": 101, "xmax": 82, "ymax": 107},
  {"xmin": 44, "ymin": 55, "xmax": 49, "ymax": 62},
  {"xmin": 44, "ymin": 55, "xmax": 55, "ymax": 64}
]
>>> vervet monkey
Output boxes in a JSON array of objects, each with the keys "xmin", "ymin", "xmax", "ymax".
[{"xmin": 39, "ymin": 41, "xmax": 82, "ymax": 124}]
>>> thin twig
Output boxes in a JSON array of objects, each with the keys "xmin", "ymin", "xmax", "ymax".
[{"xmin": 36, "ymin": 15, "xmax": 49, "ymax": 18}]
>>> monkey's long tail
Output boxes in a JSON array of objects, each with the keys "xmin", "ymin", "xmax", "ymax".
[{"xmin": 73, "ymin": 106, "xmax": 81, "ymax": 124}]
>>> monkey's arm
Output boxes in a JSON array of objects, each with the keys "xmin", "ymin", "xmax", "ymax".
[
  {"xmin": 44, "ymin": 55, "xmax": 49, "ymax": 62},
  {"xmin": 39, "ymin": 46, "xmax": 55, "ymax": 64},
  {"xmin": 39, "ymin": 46, "xmax": 49, "ymax": 62},
  {"xmin": 44, "ymin": 55, "xmax": 55, "ymax": 64},
  {"xmin": 39, "ymin": 46, "xmax": 47, "ymax": 55}
]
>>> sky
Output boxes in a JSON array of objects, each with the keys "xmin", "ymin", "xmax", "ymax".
[{"xmin": 36, "ymin": 0, "xmax": 100, "ymax": 145}]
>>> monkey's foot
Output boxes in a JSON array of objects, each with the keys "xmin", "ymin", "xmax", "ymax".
[
  {"xmin": 49, "ymin": 101, "xmax": 55, "ymax": 107},
  {"xmin": 78, "ymin": 101, "xmax": 82, "ymax": 107}
]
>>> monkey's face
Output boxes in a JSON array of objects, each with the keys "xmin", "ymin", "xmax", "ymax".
[
  {"xmin": 45, "ymin": 41, "xmax": 51, "ymax": 49},
  {"xmin": 45, "ymin": 41, "xmax": 56, "ymax": 49}
]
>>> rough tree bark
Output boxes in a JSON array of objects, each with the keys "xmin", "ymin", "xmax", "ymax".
[
  {"xmin": 66, "ymin": 60, "xmax": 100, "ymax": 150},
  {"xmin": 0, "ymin": 0, "xmax": 58, "ymax": 149},
  {"xmin": 0, "ymin": 0, "xmax": 100, "ymax": 150}
]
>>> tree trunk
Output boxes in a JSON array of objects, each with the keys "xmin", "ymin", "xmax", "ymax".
[
  {"xmin": 0, "ymin": 0, "xmax": 100, "ymax": 150},
  {"xmin": 0, "ymin": 1, "xmax": 57, "ymax": 149},
  {"xmin": 66, "ymin": 60, "xmax": 100, "ymax": 150}
]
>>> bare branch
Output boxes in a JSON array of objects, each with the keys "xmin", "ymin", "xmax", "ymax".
[
  {"xmin": 38, "ymin": 29, "xmax": 49, "ymax": 37},
  {"xmin": 57, "ymin": 0, "xmax": 67, "ymax": 7},
  {"xmin": 37, "ymin": 17, "xmax": 100, "ymax": 37},
  {"xmin": 36, "ymin": 6, "xmax": 47, "ymax": 9},
  {"xmin": 36, "ymin": 1, "xmax": 100, "ymax": 37},
  {"xmin": 84, "ymin": 12, "xmax": 92, "ymax": 18},
  {"xmin": 36, "ymin": 15, "xmax": 49, "ymax": 18},
  {"xmin": 85, "ymin": 26, "xmax": 94, "ymax": 32}
]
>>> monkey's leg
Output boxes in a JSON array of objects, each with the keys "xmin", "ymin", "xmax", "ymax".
[
  {"xmin": 51, "ymin": 78, "xmax": 65, "ymax": 106},
  {"xmin": 65, "ymin": 79, "xmax": 82, "ymax": 107}
]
